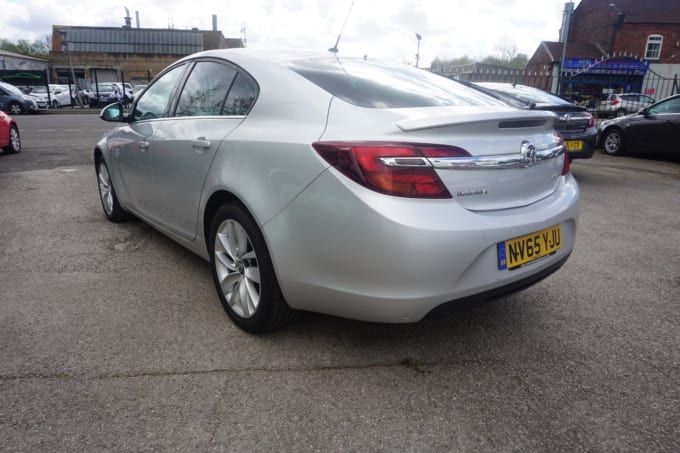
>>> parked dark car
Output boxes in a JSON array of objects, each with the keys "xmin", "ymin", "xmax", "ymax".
[
  {"xmin": 598, "ymin": 94, "xmax": 680, "ymax": 155},
  {"xmin": 0, "ymin": 81, "xmax": 40, "ymax": 115},
  {"xmin": 89, "ymin": 83, "xmax": 119, "ymax": 107},
  {"xmin": 469, "ymin": 82, "xmax": 597, "ymax": 159}
]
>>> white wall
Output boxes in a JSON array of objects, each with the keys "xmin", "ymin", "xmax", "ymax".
[{"xmin": 645, "ymin": 64, "xmax": 680, "ymax": 100}]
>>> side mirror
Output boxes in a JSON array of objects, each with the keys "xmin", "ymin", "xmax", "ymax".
[
  {"xmin": 641, "ymin": 108, "xmax": 656, "ymax": 119},
  {"xmin": 100, "ymin": 102, "xmax": 127, "ymax": 122}
]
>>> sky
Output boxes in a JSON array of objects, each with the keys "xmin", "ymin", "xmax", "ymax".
[{"xmin": 1, "ymin": 0, "xmax": 579, "ymax": 66}]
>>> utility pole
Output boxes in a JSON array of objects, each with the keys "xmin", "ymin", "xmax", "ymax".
[{"xmin": 415, "ymin": 33, "xmax": 422, "ymax": 68}]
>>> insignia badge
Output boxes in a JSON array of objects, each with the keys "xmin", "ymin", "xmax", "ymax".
[{"xmin": 520, "ymin": 141, "xmax": 537, "ymax": 167}]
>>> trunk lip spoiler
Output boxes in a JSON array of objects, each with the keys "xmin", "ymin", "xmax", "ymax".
[{"xmin": 396, "ymin": 110, "xmax": 557, "ymax": 132}]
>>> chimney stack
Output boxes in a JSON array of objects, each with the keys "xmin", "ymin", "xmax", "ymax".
[
  {"xmin": 124, "ymin": 7, "xmax": 132, "ymax": 28},
  {"xmin": 212, "ymin": 14, "xmax": 218, "ymax": 32},
  {"xmin": 136, "ymin": 11, "xmax": 140, "ymax": 28}
]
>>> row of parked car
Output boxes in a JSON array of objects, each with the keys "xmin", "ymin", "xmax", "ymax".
[
  {"xmin": 458, "ymin": 82, "xmax": 679, "ymax": 157},
  {"xmin": 0, "ymin": 81, "xmax": 149, "ymax": 114}
]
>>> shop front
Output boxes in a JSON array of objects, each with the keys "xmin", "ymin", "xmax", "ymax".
[{"xmin": 559, "ymin": 57, "xmax": 650, "ymax": 109}]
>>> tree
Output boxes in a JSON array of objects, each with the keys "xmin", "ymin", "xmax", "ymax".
[
  {"xmin": 430, "ymin": 55, "xmax": 473, "ymax": 71},
  {"xmin": 0, "ymin": 37, "xmax": 50, "ymax": 58},
  {"xmin": 431, "ymin": 41, "xmax": 529, "ymax": 70}
]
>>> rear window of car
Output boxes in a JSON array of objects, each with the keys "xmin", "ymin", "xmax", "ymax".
[
  {"xmin": 94, "ymin": 84, "xmax": 114, "ymax": 92},
  {"xmin": 477, "ymin": 83, "xmax": 572, "ymax": 107},
  {"xmin": 286, "ymin": 58, "xmax": 504, "ymax": 109}
]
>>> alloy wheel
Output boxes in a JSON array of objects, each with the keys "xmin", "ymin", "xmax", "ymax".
[
  {"xmin": 213, "ymin": 219, "xmax": 261, "ymax": 319},
  {"xmin": 9, "ymin": 126, "xmax": 20, "ymax": 152},
  {"xmin": 603, "ymin": 130, "xmax": 623, "ymax": 155}
]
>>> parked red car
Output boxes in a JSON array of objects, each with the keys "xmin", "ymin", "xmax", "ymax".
[{"xmin": 0, "ymin": 110, "xmax": 21, "ymax": 153}]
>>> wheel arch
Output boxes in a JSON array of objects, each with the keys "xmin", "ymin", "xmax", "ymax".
[
  {"xmin": 203, "ymin": 190, "xmax": 251, "ymax": 249},
  {"xmin": 94, "ymin": 147, "xmax": 104, "ymax": 164}
]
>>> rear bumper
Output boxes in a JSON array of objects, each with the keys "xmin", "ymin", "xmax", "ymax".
[
  {"xmin": 264, "ymin": 169, "xmax": 580, "ymax": 323},
  {"xmin": 425, "ymin": 252, "xmax": 570, "ymax": 319},
  {"xmin": 561, "ymin": 127, "xmax": 597, "ymax": 159}
]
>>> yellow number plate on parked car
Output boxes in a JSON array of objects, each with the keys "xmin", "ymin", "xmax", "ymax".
[
  {"xmin": 497, "ymin": 225, "xmax": 562, "ymax": 270},
  {"xmin": 565, "ymin": 140, "xmax": 583, "ymax": 150}
]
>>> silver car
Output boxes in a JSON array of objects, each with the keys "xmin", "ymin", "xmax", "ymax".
[
  {"xmin": 598, "ymin": 93, "xmax": 656, "ymax": 118},
  {"xmin": 95, "ymin": 49, "xmax": 579, "ymax": 333}
]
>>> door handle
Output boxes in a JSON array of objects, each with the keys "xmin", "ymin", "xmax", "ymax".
[
  {"xmin": 139, "ymin": 141, "xmax": 150, "ymax": 151},
  {"xmin": 191, "ymin": 137, "xmax": 211, "ymax": 153}
]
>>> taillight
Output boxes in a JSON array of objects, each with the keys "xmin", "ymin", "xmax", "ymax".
[
  {"xmin": 553, "ymin": 133, "xmax": 570, "ymax": 175},
  {"xmin": 312, "ymin": 142, "xmax": 470, "ymax": 198},
  {"xmin": 611, "ymin": 98, "xmax": 619, "ymax": 106}
]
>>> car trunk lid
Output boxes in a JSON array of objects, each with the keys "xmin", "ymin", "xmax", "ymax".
[{"xmin": 322, "ymin": 103, "xmax": 566, "ymax": 211}]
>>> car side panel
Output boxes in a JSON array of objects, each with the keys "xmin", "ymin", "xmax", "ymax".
[{"xmin": 147, "ymin": 116, "xmax": 243, "ymax": 241}]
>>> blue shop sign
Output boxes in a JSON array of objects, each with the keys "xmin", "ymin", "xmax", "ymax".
[{"xmin": 562, "ymin": 58, "xmax": 650, "ymax": 74}]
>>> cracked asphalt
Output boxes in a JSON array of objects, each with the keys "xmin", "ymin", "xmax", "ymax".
[{"xmin": 1, "ymin": 113, "xmax": 679, "ymax": 451}]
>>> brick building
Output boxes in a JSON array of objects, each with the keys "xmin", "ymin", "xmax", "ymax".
[
  {"xmin": 527, "ymin": 0, "xmax": 680, "ymax": 102},
  {"xmin": 49, "ymin": 15, "xmax": 243, "ymax": 88}
]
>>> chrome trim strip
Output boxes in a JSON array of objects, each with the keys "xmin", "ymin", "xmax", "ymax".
[
  {"xmin": 379, "ymin": 157, "xmax": 431, "ymax": 167},
  {"xmin": 429, "ymin": 144, "xmax": 565, "ymax": 170}
]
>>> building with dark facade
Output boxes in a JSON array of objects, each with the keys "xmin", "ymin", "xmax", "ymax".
[{"xmin": 49, "ymin": 14, "xmax": 243, "ymax": 88}]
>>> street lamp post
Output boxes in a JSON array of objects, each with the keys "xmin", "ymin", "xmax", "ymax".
[{"xmin": 415, "ymin": 33, "xmax": 422, "ymax": 68}]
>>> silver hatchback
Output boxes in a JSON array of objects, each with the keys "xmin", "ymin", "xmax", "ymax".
[
  {"xmin": 598, "ymin": 93, "xmax": 656, "ymax": 117},
  {"xmin": 95, "ymin": 49, "xmax": 579, "ymax": 333}
]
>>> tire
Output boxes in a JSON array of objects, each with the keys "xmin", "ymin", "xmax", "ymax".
[
  {"xmin": 8, "ymin": 102, "xmax": 23, "ymax": 115},
  {"xmin": 602, "ymin": 128, "xmax": 624, "ymax": 155},
  {"xmin": 615, "ymin": 109, "xmax": 627, "ymax": 117},
  {"xmin": 52, "ymin": 100, "xmax": 59, "ymax": 109},
  {"xmin": 209, "ymin": 204, "xmax": 294, "ymax": 333},
  {"xmin": 3, "ymin": 125, "xmax": 21, "ymax": 153},
  {"xmin": 96, "ymin": 159, "xmax": 129, "ymax": 222}
]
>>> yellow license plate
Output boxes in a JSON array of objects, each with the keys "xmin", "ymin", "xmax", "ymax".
[
  {"xmin": 498, "ymin": 225, "xmax": 562, "ymax": 270},
  {"xmin": 565, "ymin": 140, "xmax": 583, "ymax": 150}
]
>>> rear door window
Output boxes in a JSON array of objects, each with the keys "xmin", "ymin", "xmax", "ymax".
[{"xmin": 175, "ymin": 61, "xmax": 237, "ymax": 117}]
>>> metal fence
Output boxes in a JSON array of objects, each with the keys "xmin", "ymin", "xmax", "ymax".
[{"xmin": 438, "ymin": 64, "xmax": 680, "ymax": 117}]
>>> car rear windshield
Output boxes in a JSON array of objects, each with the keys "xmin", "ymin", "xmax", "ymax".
[
  {"xmin": 286, "ymin": 58, "xmax": 504, "ymax": 109},
  {"xmin": 477, "ymin": 83, "xmax": 572, "ymax": 107}
]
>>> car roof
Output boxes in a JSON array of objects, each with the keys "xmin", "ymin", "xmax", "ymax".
[{"xmin": 176, "ymin": 48, "xmax": 397, "ymax": 72}]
